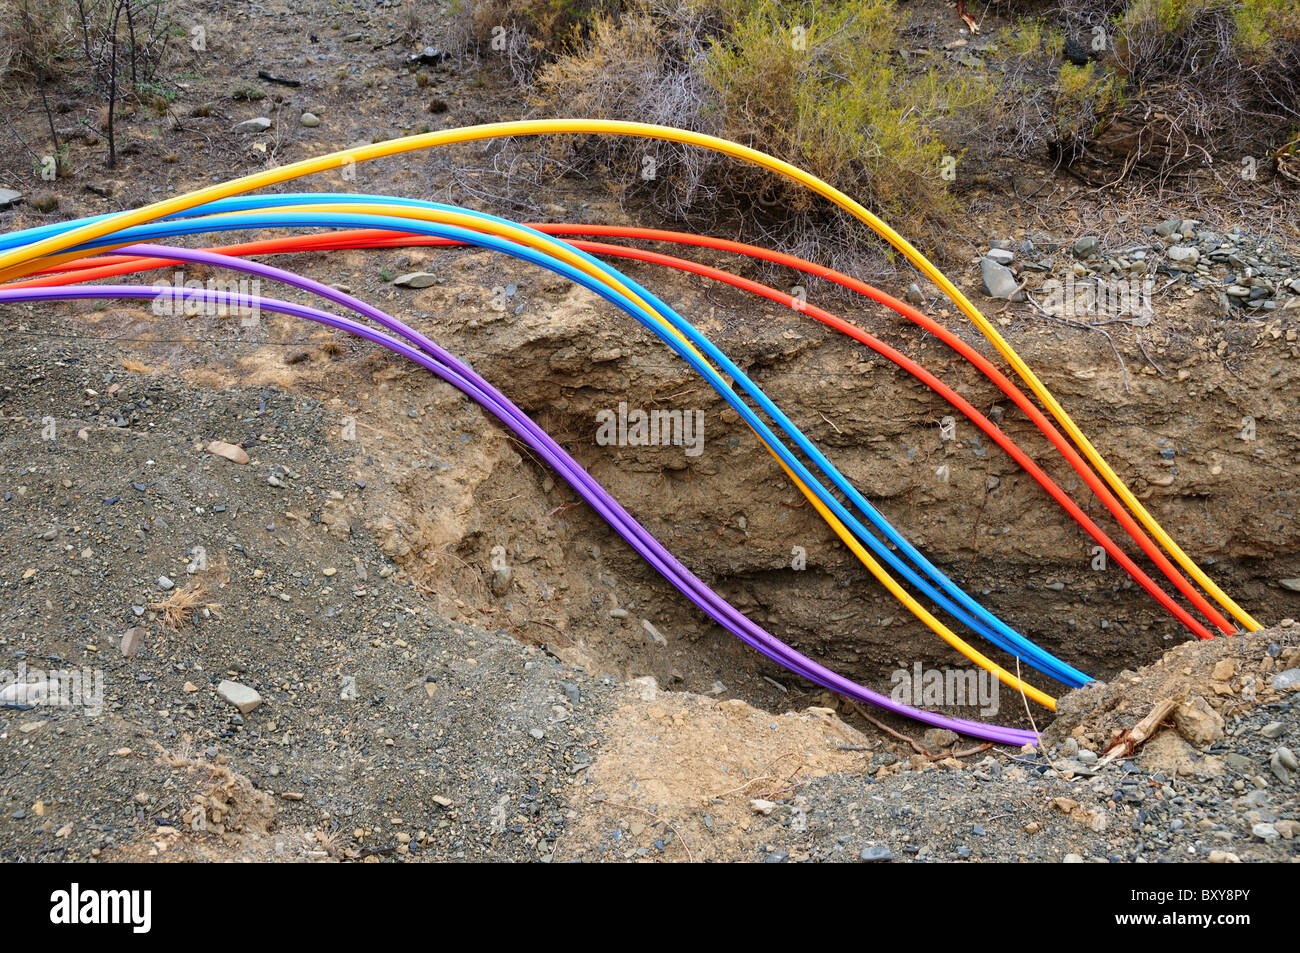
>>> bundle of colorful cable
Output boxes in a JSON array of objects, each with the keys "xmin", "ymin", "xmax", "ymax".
[{"xmin": 0, "ymin": 120, "xmax": 1258, "ymax": 744}]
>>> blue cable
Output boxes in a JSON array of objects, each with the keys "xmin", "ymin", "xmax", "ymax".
[{"xmin": 10, "ymin": 201, "xmax": 1089, "ymax": 685}]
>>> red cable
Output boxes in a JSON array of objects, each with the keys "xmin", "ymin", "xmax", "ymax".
[{"xmin": 11, "ymin": 227, "xmax": 1227, "ymax": 638}]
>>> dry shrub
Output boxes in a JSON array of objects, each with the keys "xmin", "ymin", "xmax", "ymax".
[
  {"xmin": 1056, "ymin": 0, "xmax": 1300, "ymax": 174},
  {"xmin": 449, "ymin": 0, "xmax": 624, "ymax": 82},
  {"xmin": 0, "ymin": 0, "xmax": 69, "ymax": 76},
  {"xmin": 529, "ymin": 0, "xmax": 989, "ymax": 270}
]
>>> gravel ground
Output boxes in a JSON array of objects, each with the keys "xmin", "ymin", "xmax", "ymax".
[{"xmin": 0, "ymin": 342, "xmax": 617, "ymax": 861}]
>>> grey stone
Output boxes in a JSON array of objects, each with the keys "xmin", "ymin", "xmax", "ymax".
[
  {"xmin": 1272, "ymin": 669, "xmax": 1300, "ymax": 691},
  {"xmin": 233, "ymin": 117, "xmax": 272, "ymax": 133},
  {"xmin": 0, "ymin": 188, "xmax": 22, "ymax": 210},
  {"xmin": 393, "ymin": 271, "xmax": 438, "ymax": 289},
  {"xmin": 217, "ymin": 679, "xmax": 262, "ymax": 713},
  {"xmin": 1279, "ymin": 578, "xmax": 1300, "ymax": 592},
  {"xmin": 1252, "ymin": 822, "xmax": 1279, "ymax": 842},
  {"xmin": 1072, "ymin": 236, "xmax": 1101, "ymax": 259},
  {"xmin": 859, "ymin": 846, "xmax": 893, "ymax": 862},
  {"xmin": 1275, "ymin": 746, "xmax": 1298, "ymax": 772},
  {"xmin": 300, "ymin": 112, "xmax": 321, "ymax": 127},
  {"xmin": 985, "ymin": 248, "xmax": 1015, "ymax": 265},
  {"xmin": 980, "ymin": 258, "xmax": 1024, "ymax": 301},
  {"xmin": 120, "ymin": 626, "xmax": 146, "ymax": 657},
  {"xmin": 157, "ymin": 575, "xmax": 174, "ymax": 590}
]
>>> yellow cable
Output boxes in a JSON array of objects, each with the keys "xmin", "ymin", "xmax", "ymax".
[
  {"xmin": 0, "ymin": 116, "xmax": 1231, "ymax": 687},
  {"xmin": 766, "ymin": 445, "xmax": 1057, "ymax": 709},
  {"xmin": 0, "ymin": 120, "xmax": 1259, "ymax": 631},
  {"xmin": 29, "ymin": 205, "xmax": 1060, "ymax": 704}
]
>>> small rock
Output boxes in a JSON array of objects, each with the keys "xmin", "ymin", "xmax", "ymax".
[
  {"xmin": 1072, "ymin": 236, "xmax": 1101, "ymax": 259},
  {"xmin": 217, "ymin": 679, "xmax": 262, "ymax": 714},
  {"xmin": 1251, "ymin": 822, "xmax": 1279, "ymax": 842},
  {"xmin": 985, "ymin": 248, "xmax": 1015, "ymax": 265},
  {"xmin": 233, "ymin": 117, "xmax": 272, "ymax": 133},
  {"xmin": 859, "ymin": 846, "xmax": 893, "ymax": 862},
  {"xmin": 750, "ymin": 799, "xmax": 777, "ymax": 816},
  {"xmin": 300, "ymin": 112, "xmax": 321, "ymax": 127},
  {"xmin": 1174, "ymin": 695, "xmax": 1224, "ymax": 746},
  {"xmin": 205, "ymin": 440, "xmax": 250, "ymax": 465},
  {"xmin": 1273, "ymin": 745, "xmax": 1298, "ymax": 773},
  {"xmin": 1207, "ymin": 850, "xmax": 1241, "ymax": 863},
  {"xmin": 0, "ymin": 188, "xmax": 22, "ymax": 210},
  {"xmin": 1260, "ymin": 722, "xmax": 1285, "ymax": 739},
  {"xmin": 905, "ymin": 282, "xmax": 924, "ymax": 305},
  {"xmin": 1062, "ymin": 853, "xmax": 1084, "ymax": 863},
  {"xmin": 120, "ymin": 627, "xmax": 146, "ymax": 656},
  {"xmin": 157, "ymin": 576, "xmax": 174, "ymax": 591},
  {"xmin": 1280, "ymin": 578, "xmax": 1300, "ymax": 592},
  {"xmin": 393, "ymin": 271, "xmax": 438, "ymax": 289},
  {"xmin": 1272, "ymin": 669, "xmax": 1300, "ymax": 691},
  {"xmin": 921, "ymin": 728, "xmax": 959, "ymax": 752},
  {"xmin": 980, "ymin": 258, "xmax": 1024, "ymax": 301}
]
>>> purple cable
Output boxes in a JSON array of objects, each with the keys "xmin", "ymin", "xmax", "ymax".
[{"xmin": 1, "ymin": 260, "xmax": 1038, "ymax": 746}]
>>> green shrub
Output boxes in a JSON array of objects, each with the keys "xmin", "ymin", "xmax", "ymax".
[{"xmin": 531, "ymin": 0, "xmax": 990, "ymax": 266}]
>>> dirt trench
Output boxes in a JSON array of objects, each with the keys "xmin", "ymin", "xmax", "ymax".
[{"xmin": 225, "ymin": 245, "xmax": 1300, "ymax": 729}]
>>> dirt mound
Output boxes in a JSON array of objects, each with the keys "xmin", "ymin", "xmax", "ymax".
[{"xmin": 1045, "ymin": 622, "xmax": 1300, "ymax": 752}]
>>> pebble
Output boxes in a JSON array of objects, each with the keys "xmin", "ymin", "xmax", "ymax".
[
  {"xmin": 1207, "ymin": 850, "xmax": 1241, "ymax": 863},
  {"xmin": 750, "ymin": 799, "xmax": 777, "ymax": 815},
  {"xmin": 1251, "ymin": 822, "xmax": 1279, "ymax": 842},
  {"xmin": 1260, "ymin": 722, "xmax": 1285, "ymax": 739},
  {"xmin": 205, "ymin": 440, "xmax": 250, "ymax": 465},
  {"xmin": 157, "ymin": 576, "xmax": 174, "ymax": 590},
  {"xmin": 1271, "ymin": 669, "xmax": 1300, "ymax": 691},
  {"xmin": 233, "ymin": 117, "xmax": 272, "ymax": 133},
  {"xmin": 120, "ymin": 626, "xmax": 146, "ymax": 657},
  {"xmin": 980, "ymin": 258, "xmax": 1024, "ymax": 300},
  {"xmin": 859, "ymin": 846, "xmax": 893, "ymax": 862},
  {"xmin": 393, "ymin": 272, "xmax": 439, "ymax": 289},
  {"xmin": 300, "ymin": 112, "xmax": 321, "ymax": 127},
  {"xmin": 217, "ymin": 679, "xmax": 262, "ymax": 714},
  {"xmin": 1072, "ymin": 236, "xmax": 1100, "ymax": 259},
  {"xmin": 0, "ymin": 188, "xmax": 22, "ymax": 210}
]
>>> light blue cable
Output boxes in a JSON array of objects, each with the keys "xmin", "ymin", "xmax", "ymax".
[{"xmin": 11, "ymin": 202, "xmax": 1089, "ymax": 685}]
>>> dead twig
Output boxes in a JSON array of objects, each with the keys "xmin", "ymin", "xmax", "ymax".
[{"xmin": 1096, "ymin": 697, "xmax": 1180, "ymax": 768}]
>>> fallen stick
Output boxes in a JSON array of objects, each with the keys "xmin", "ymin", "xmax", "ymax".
[{"xmin": 1096, "ymin": 697, "xmax": 1180, "ymax": 768}]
